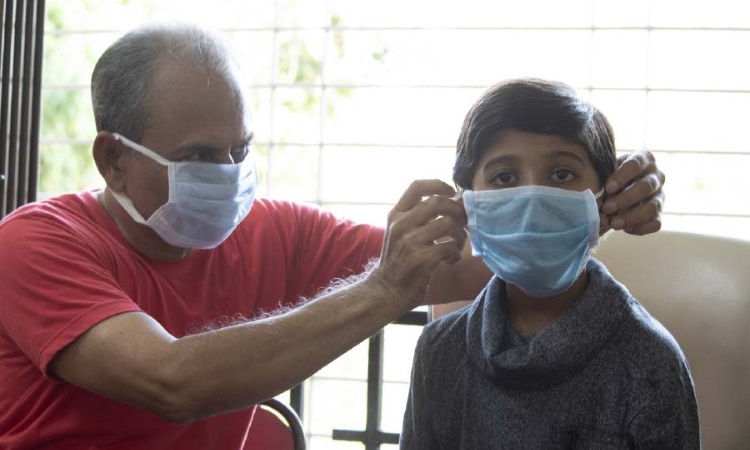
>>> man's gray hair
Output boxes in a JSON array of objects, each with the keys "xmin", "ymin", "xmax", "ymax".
[{"xmin": 91, "ymin": 22, "xmax": 241, "ymax": 141}]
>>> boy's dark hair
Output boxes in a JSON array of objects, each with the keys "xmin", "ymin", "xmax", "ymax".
[{"xmin": 453, "ymin": 78, "xmax": 617, "ymax": 190}]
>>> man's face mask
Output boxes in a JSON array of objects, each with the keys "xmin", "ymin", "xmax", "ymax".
[
  {"xmin": 463, "ymin": 185, "xmax": 603, "ymax": 297},
  {"xmin": 110, "ymin": 133, "xmax": 257, "ymax": 249}
]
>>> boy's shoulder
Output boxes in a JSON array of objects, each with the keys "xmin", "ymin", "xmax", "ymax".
[
  {"xmin": 618, "ymin": 297, "xmax": 690, "ymax": 371},
  {"xmin": 423, "ymin": 303, "xmax": 470, "ymax": 337},
  {"xmin": 418, "ymin": 303, "xmax": 473, "ymax": 361},
  {"xmin": 589, "ymin": 258, "xmax": 691, "ymax": 376}
]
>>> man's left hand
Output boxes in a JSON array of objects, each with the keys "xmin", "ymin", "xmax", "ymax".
[{"xmin": 601, "ymin": 149, "xmax": 665, "ymax": 236}]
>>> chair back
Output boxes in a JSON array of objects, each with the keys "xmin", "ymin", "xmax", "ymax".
[
  {"xmin": 595, "ymin": 230, "xmax": 750, "ymax": 450},
  {"xmin": 245, "ymin": 399, "xmax": 306, "ymax": 450}
]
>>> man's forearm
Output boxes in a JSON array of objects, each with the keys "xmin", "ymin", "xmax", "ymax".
[
  {"xmin": 51, "ymin": 272, "xmax": 409, "ymax": 424},
  {"xmin": 162, "ymin": 273, "xmax": 408, "ymax": 421}
]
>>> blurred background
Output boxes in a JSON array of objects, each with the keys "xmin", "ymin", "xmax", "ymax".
[{"xmin": 35, "ymin": 0, "xmax": 750, "ymax": 448}]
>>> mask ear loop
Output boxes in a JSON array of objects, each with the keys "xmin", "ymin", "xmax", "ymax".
[
  {"xmin": 593, "ymin": 188, "xmax": 616, "ymax": 246},
  {"xmin": 112, "ymin": 133, "xmax": 171, "ymax": 166},
  {"xmin": 108, "ymin": 134, "xmax": 174, "ymax": 226}
]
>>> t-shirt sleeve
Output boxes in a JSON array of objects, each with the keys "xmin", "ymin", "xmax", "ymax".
[
  {"xmin": 280, "ymin": 201, "xmax": 385, "ymax": 302},
  {"xmin": 0, "ymin": 213, "xmax": 141, "ymax": 376}
]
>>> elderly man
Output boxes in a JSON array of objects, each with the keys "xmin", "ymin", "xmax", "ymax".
[{"xmin": 0, "ymin": 24, "xmax": 665, "ymax": 449}]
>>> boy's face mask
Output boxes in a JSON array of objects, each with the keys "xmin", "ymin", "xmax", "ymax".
[
  {"xmin": 463, "ymin": 185, "xmax": 603, "ymax": 297},
  {"xmin": 110, "ymin": 133, "xmax": 257, "ymax": 249}
]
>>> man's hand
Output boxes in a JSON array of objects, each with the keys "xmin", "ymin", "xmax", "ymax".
[
  {"xmin": 601, "ymin": 149, "xmax": 665, "ymax": 236},
  {"xmin": 372, "ymin": 180, "xmax": 468, "ymax": 308}
]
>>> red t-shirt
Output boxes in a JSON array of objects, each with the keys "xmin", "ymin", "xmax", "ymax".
[{"xmin": 0, "ymin": 191, "xmax": 384, "ymax": 449}]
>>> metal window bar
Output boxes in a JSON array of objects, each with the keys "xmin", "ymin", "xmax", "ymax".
[
  {"xmin": 332, "ymin": 311, "xmax": 429, "ymax": 449},
  {"xmin": 0, "ymin": 0, "xmax": 44, "ymax": 219}
]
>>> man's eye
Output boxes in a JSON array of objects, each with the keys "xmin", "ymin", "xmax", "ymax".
[
  {"xmin": 231, "ymin": 146, "xmax": 250, "ymax": 163},
  {"xmin": 180, "ymin": 150, "xmax": 213, "ymax": 162},
  {"xmin": 551, "ymin": 169, "xmax": 574, "ymax": 182}
]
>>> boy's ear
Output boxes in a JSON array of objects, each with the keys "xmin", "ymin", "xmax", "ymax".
[{"xmin": 93, "ymin": 131, "xmax": 127, "ymax": 191}]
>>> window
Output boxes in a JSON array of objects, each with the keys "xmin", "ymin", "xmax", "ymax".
[{"xmin": 42, "ymin": 1, "xmax": 750, "ymax": 448}]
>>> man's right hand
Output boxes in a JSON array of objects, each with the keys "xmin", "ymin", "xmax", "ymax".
[{"xmin": 371, "ymin": 180, "xmax": 468, "ymax": 309}]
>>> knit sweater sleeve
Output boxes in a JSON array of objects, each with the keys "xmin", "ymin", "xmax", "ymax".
[
  {"xmin": 626, "ymin": 344, "xmax": 701, "ymax": 449},
  {"xmin": 628, "ymin": 395, "xmax": 700, "ymax": 449}
]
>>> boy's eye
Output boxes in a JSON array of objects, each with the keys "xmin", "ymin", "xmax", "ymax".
[
  {"xmin": 491, "ymin": 171, "xmax": 517, "ymax": 185},
  {"xmin": 551, "ymin": 169, "xmax": 574, "ymax": 182}
]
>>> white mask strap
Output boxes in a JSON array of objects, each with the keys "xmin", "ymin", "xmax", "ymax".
[
  {"xmin": 112, "ymin": 133, "xmax": 171, "ymax": 166},
  {"xmin": 109, "ymin": 189, "xmax": 150, "ymax": 225},
  {"xmin": 594, "ymin": 188, "xmax": 605, "ymax": 200}
]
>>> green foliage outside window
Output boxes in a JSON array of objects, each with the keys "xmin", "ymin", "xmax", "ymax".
[{"xmin": 39, "ymin": 0, "xmax": 376, "ymax": 197}]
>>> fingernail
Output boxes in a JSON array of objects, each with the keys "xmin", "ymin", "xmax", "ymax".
[
  {"xmin": 603, "ymin": 201, "xmax": 617, "ymax": 215},
  {"xmin": 606, "ymin": 180, "xmax": 618, "ymax": 194},
  {"xmin": 611, "ymin": 217, "xmax": 625, "ymax": 229}
]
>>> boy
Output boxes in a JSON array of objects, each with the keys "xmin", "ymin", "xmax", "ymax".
[{"xmin": 400, "ymin": 79, "xmax": 699, "ymax": 449}]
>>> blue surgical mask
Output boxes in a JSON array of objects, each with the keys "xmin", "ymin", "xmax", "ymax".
[
  {"xmin": 110, "ymin": 133, "xmax": 257, "ymax": 249},
  {"xmin": 463, "ymin": 185, "xmax": 602, "ymax": 297}
]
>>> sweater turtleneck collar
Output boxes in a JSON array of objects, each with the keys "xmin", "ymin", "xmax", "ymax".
[{"xmin": 466, "ymin": 258, "xmax": 631, "ymax": 390}]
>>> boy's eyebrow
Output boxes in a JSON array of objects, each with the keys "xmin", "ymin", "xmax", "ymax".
[
  {"xmin": 547, "ymin": 149, "xmax": 587, "ymax": 165},
  {"xmin": 482, "ymin": 154, "xmax": 519, "ymax": 168}
]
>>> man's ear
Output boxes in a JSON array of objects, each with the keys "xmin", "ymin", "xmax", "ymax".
[{"xmin": 93, "ymin": 131, "xmax": 127, "ymax": 191}]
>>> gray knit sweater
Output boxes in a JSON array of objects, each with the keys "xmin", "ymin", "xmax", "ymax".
[{"xmin": 400, "ymin": 259, "xmax": 700, "ymax": 449}]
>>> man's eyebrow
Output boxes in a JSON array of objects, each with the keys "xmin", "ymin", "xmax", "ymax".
[
  {"xmin": 225, "ymin": 133, "xmax": 254, "ymax": 153},
  {"xmin": 171, "ymin": 133, "xmax": 255, "ymax": 158},
  {"xmin": 233, "ymin": 132, "xmax": 254, "ymax": 149},
  {"xmin": 172, "ymin": 143, "xmax": 219, "ymax": 159}
]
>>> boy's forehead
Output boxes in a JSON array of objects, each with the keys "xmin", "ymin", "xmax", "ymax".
[{"xmin": 479, "ymin": 130, "xmax": 590, "ymax": 165}]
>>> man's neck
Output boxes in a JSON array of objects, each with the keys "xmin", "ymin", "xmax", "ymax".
[
  {"xmin": 506, "ymin": 271, "xmax": 589, "ymax": 335},
  {"xmin": 97, "ymin": 189, "xmax": 192, "ymax": 262}
]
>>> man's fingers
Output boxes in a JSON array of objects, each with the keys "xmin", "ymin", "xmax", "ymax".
[
  {"xmin": 410, "ymin": 215, "xmax": 467, "ymax": 246},
  {"xmin": 610, "ymin": 193, "xmax": 664, "ymax": 231},
  {"xmin": 391, "ymin": 179, "xmax": 456, "ymax": 213},
  {"xmin": 601, "ymin": 149, "xmax": 666, "ymax": 236},
  {"xmin": 375, "ymin": 181, "xmax": 470, "ymax": 307},
  {"xmin": 602, "ymin": 172, "xmax": 662, "ymax": 215},
  {"xmin": 623, "ymin": 219, "xmax": 663, "ymax": 236},
  {"xmin": 391, "ymin": 194, "xmax": 467, "ymax": 234},
  {"xmin": 387, "ymin": 200, "xmax": 466, "ymax": 264},
  {"xmin": 430, "ymin": 239, "xmax": 465, "ymax": 265},
  {"xmin": 605, "ymin": 150, "xmax": 656, "ymax": 195}
]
